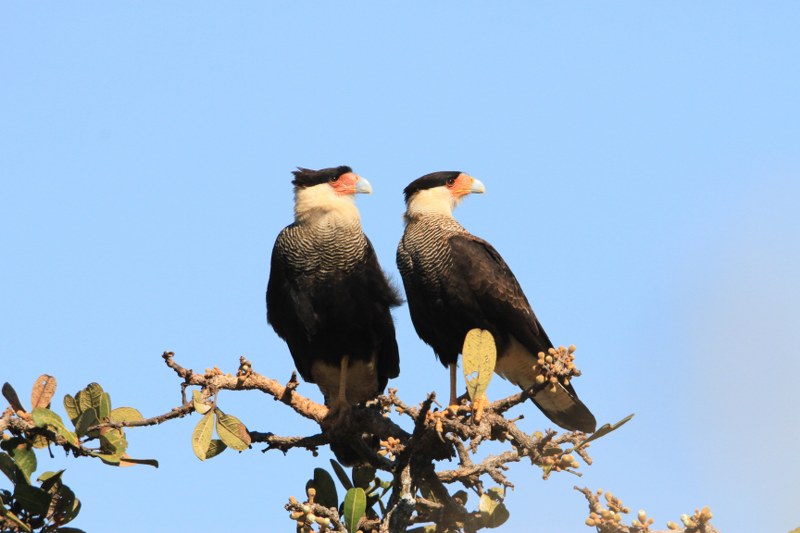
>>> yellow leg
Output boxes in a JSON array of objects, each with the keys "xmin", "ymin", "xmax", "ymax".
[
  {"xmin": 449, "ymin": 362, "xmax": 458, "ymax": 408},
  {"xmin": 337, "ymin": 355, "xmax": 350, "ymax": 409}
]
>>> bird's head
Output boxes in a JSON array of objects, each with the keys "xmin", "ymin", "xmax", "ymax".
[
  {"xmin": 291, "ymin": 165, "xmax": 372, "ymax": 222},
  {"xmin": 402, "ymin": 171, "xmax": 485, "ymax": 220}
]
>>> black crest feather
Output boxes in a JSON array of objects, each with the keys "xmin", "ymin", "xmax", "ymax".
[
  {"xmin": 292, "ymin": 166, "xmax": 353, "ymax": 188},
  {"xmin": 403, "ymin": 171, "xmax": 463, "ymax": 203}
]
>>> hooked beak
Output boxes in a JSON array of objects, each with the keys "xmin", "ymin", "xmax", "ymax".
[
  {"xmin": 453, "ymin": 174, "xmax": 486, "ymax": 197},
  {"xmin": 469, "ymin": 177, "xmax": 486, "ymax": 194},
  {"xmin": 355, "ymin": 176, "xmax": 372, "ymax": 194}
]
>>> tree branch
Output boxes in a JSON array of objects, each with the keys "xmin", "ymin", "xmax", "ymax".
[{"xmin": 162, "ymin": 351, "xmax": 329, "ymax": 424}]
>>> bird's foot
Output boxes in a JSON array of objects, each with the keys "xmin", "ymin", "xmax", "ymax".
[
  {"xmin": 445, "ymin": 403, "xmax": 463, "ymax": 417},
  {"xmin": 469, "ymin": 394, "xmax": 489, "ymax": 423}
]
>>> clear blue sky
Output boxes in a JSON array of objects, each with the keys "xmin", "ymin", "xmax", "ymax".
[{"xmin": 2, "ymin": 3, "xmax": 798, "ymax": 532}]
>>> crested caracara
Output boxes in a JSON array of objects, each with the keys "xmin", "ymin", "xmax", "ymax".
[
  {"xmin": 267, "ymin": 166, "xmax": 401, "ymax": 415},
  {"xmin": 396, "ymin": 171, "xmax": 596, "ymax": 433}
]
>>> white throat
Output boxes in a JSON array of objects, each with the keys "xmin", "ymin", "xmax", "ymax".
[
  {"xmin": 294, "ymin": 183, "xmax": 360, "ymax": 225},
  {"xmin": 404, "ymin": 187, "xmax": 460, "ymax": 222}
]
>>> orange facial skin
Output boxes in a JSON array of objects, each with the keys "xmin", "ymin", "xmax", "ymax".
[
  {"xmin": 330, "ymin": 172, "xmax": 367, "ymax": 195},
  {"xmin": 447, "ymin": 173, "xmax": 479, "ymax": 197}
]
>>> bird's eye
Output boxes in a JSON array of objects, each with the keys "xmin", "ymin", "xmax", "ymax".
[
  {"xmin": 331, "ymin": 175, "xmax": 339, "ymax": 182},
  {"xmin": 446, "ymin": 178, "xmax": 456, "ymax": 187}
]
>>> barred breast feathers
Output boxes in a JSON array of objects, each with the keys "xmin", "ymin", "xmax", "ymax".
[
  {"xmin": 400, "ymin": 177, "xmax": 472, "ymax": 274},
  {"xmin": 277, "ymin": 215, "xmax": 367, "ymax": 277}
]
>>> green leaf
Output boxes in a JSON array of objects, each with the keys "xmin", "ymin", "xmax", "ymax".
[
  {"xmin": 214, "ymin": 409, "xmax": 251, "ymax": 451},
  {"xmin": 99, "ymin": 428, "xmax": 127, "ymax": 456},
  {"xmin": 102, "ymin": 429, "xmax": 128, "ymax": 455},
  {"xmin": 31, "ymin": 435, "xmax": 50, "ymax": 449},
  {"xmin": 38, "ymin": 470, "xmax": 65, "ymax": 493},
  {"xmin": 351, "ymin": 465, "xmax": 376, "ymax": 490},
  {"xmin": 63, "ymin": 497, "xmax": 82, "ymax": 524},
  {"xmin": 50, "ymin": 484, "xmax": 76, "ymax": 525},
  {"xmin": 73, "ymin": 408, "xmax": 100, "ymax": 438},
  {"xmin": 203, "ymin": 440, "xmax": 226, "ymax": 460},
  {"xmin": 118, "ymin": 455, "xmax": 159, "ymax": 468},
  {"xmin": 329, "ymin": 459, "xmax": 353, "ymax": 491},
  {"xmin": 462, "ymin": 329, "xmax": 497, "ymax": 401},
  {"xmin": 192, "ymin": 390, "xmax": 211, "ymax": 415},
  {"xmin": 14, "ymin": 483, "xmax": 51, "ymax": 516},
  {"xmin": 10, "ymin": 445, "xmax": 36, "ymax": 484},
  {"xmin": 63, "ymin": 395, "xmax": 80, "ymax": 425},
  {"xmin": 31, "ymin": 407, "xmax": 67, "ymax": 429},
  {"xmin": 31, "ymin": 408, "xmax": 79, "ymax": 447},
  {"xmin": 94, "ymin": 452, "xmax": 157, "ymax": 469},
  {"xmin": 479, "ymin": 493, "xmax": 510, "ymax": 528},
  {"xmin": 479, "ymin": 493, "xmax": 495, "ymax": 515},
  {"xmin": 108, "ymin": 407, "xmax": 143, "ymax": 424},
  {"xmin": 83, "ymin": 383, "xmax": 104, "ymax": 412},
  {"xmin": 192, "ymin": 411, "xmax": 214, "ymax": 460},
  {"xmin": 343, "ymin": 487, "xmax": 366, "ymax": 533},
  {"xmin": 75, "ymin": 390, "xmax": 88, "ymax": 413},
  {"xmin": 92, "ymin": 452, "xmax": 121, "ymax": 465},
  {"xmin": 571, "ymin": 413, "xmax": 635, "ymax": 451},
  {"xmin": 486, "ymin": 502, "xmax": 509, "ymax": 528},
  {"xmin": 487, "ymin": 487, "xmax": 505, "ymax": 501},
  {"xmin": 306, "ymin": 468, "xmax": 338, "ymax": 509},
  {"xmin": 0, "ymin": 452, "xmax": 24, "ymax": 484},
  {"xmin": 98, "ymin": 392, "xmax": 112, "ymax": 420}
]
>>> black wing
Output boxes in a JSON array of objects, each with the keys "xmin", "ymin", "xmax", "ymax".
[
  {"xmin": 266, "ymin": 230, "xmax": 319, "ymax": 381},
  {"xmin": 361, "ymin": 236, "xmax": 401, "ymax": 385},
  {"xmin": 449, "ymin": 234, "xmax": 596, "ymax": 432},
  {"xmin": 448, "ymin": 234, "xmax": 552, "ymax": 355}
]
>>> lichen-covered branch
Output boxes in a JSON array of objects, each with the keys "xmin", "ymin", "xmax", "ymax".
[{"xmin": 162, "ymin": 351, "xmax": 329, "ymax": 424}]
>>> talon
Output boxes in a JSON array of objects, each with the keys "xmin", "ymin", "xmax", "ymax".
[{"xmin": 470, "ymin": 394, "xmax": 489, "ymax": 423}]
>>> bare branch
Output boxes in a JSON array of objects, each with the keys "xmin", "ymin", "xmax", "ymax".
[
  {"xmin": 253, "ymin": 432, "xmax": 328, "ymax": 454},
  {"xmin": 162, "ymin": 351, "xmax": 329, "ymax": 424}
]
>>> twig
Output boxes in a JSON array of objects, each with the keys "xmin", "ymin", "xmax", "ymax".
[
  {"xmin": 88, "ymin": 403, "xmax": 194, "ymax": 432},
  {"xmin": 251, "ymin": 432, "xmax": 328, "ymax": 454}
]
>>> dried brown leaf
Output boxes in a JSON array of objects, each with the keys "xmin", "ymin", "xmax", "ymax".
[{"xmin": 31, "ymin": 374, "xmax": 57, "ymax": 409}]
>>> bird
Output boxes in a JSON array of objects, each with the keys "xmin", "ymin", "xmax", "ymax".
[
  {"xmin": 266, "ymin": 165, "xmax": 401, "ymax": 417},
  {"xmin": 396, "ymin": 171, "xmax": 596, "ymax": 433}
]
